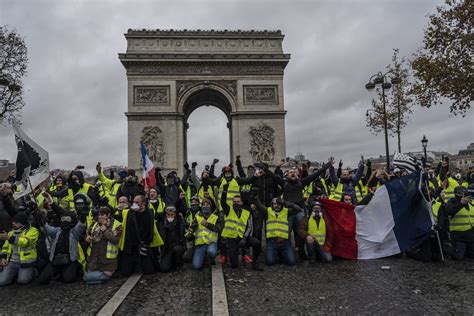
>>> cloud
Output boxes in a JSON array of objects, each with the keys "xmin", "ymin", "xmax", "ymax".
[{"xmin": 0, "ymin": 0, "xmax": 472, "ymax": 175}]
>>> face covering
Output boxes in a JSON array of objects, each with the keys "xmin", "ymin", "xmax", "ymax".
[
  {"xmin": 273, "ymin": 205, "xmax": 281, "ymax": 212},
  {"xmin": 201, "ymin": 206, "xmax": 211, "ymax": 217},
  {"xmin": 13, "ymin": 227, "xmax": 23, "ymax": 234},
  {"xmin": 454, "ymin": 173, "xmax": 462, "ymax": 180},
  {"xmin": 233, "ymin": 204, "xmax": 242, "ymax": 212},
  {"xmin": 166, "ymin": 217, "xmax": 175, "ymax": 223},
  {"xmin": 150, "ymin": 199, "xmax": 157, "ymax": 203},
  {"xmin": 190, "ymin": 205, "xmax": 200, "ymax": 212},
  {"xmin": 341, "ymin": 177, "xmax": 351, "ymax": 184},
  {"xmin": 131, "ymin": 203, "xmax": 140, "ymax": 212}
]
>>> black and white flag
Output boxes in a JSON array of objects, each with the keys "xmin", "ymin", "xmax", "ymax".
[
  {"xmin": 12, "ymin": 123, "xmax": 50, "ymax": 199},
  {"xmin": 392, "ymin": 152, "xmax": 421, "ymax": 173}
]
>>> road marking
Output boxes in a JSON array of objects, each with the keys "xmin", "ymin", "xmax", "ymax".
[
  {"xmin": 212, "ymin": 263, "xmax": 229, "ymax": 316},
  {"xmin": 97, "ymin": 273, "xmax": 143, "ymax": 316}
]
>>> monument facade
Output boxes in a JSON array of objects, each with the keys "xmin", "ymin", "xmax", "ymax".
[{"xmin": 119, "ymin": 29, "xmax": 291, "ymax": 174}]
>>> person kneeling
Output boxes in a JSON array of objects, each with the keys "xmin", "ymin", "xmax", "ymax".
[
  {"xmin": 157, "ymin": 206, "xmax": 185, "ymax": 272},
  {"xmin": 298, "ymin": 201, "xmax": 332, "ymax": 263},
  {"xmin": 38, "ymin": 206, "xmax": 87, "ymax": 284},
  {"xmin": 83, "ymin": 207, "xmax": 122, "ymax": 284},
  {"xmin": 253, "ymin": 195, "xmax": 301, "ymax": 266},
  {"xmin": 0, "ymin": 212, "xmax": 39, "ymax": 286},
  {"xmin": 191, "ymin": 201, "xmax": 219, "ymax": 270}
]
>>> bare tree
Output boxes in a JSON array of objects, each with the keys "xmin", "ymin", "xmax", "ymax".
[
  {"xmin": 0, "ymin": 25, "xmax": 28, "ymax": 124},
  {"xmin": 366, "ymin": 49, "xmax": 412, "ymax": 152}
]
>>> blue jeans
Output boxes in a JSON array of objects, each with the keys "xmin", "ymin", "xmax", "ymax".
[
  {"xmin": 289, "ymin": 210, "xmax": 306, "ymax": 254},
  {"xmin": 192, "ymin": 243, "xmax": 217, "ymax": 270},
  {"xmin": 265, "ymin": 238, "xmax": 296, "ymax": 266},
  {"xmin": 0, "ymin": 261, "xmax": 34, "ymax": 286},
  {"xmin": 307, "ymin": 240, "xmax": 332, "ymax": 263},
  {"xmin": 83, "ymin": 271, "xmax": 111, "ymax": 284}
]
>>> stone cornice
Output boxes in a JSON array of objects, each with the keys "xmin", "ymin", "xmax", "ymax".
[
  {"xmin": 125, "ymin": 29, "xmax": 284, "ymax": 38},
  {"xmin": 122, "ymin": 60, "xmax": 288, "ymax": 76},
  {"xmin": 230, "ymin": 111, "xmax": 287, "ymax": 118},
  {"xmin": 119, "ymin": 53, "xmax": 290, "ymax": 61}
]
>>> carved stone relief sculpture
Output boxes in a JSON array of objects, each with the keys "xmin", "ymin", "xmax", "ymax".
[
  {"xmin": 141, "ymin": 126, "xmax": 165, "ymax": 166},
  {"xmin": 134, "ymin": 86, "xmax": 170, "ymax": 105},
  {"xmin": 249, "ymin": 123, "xmax": 275, "ymax": 163}
]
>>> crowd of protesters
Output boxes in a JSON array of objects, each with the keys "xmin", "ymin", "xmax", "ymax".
[{"xmin": 0, "ymin": 155, "xmax": 472, "ymax": 286}]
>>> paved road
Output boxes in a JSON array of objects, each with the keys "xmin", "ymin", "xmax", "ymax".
[
  {"xmin": 0, "ymin": 277, "xmax": 125, "ymax": 314},
  {"xmin": 224, "ymin": 258, "xmax": 474, "ymax": 315},
  {"xmin": 116, "ymin": 267, "xmax": 212, "ymax": 315}
]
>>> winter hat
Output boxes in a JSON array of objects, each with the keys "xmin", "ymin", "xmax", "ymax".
[{"xmin": 13, "ymin": 212, "xmax": 29, "ymax": 226}]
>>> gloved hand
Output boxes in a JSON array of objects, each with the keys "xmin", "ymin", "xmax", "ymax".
[
  {"xmin": 192, "ymin": 162, "xmax": 198, "ymax": 168},
  {"xmin": 239, "ymin": 239, "xmax": 247, "ymax": 248},
  {"xmin": 184, "ymin": 162, "xmax": 190, "ymax": 170},
  {"xmin": 366, "ymin": 160, "xmax": 371, "ymax": 167},
  {"xmin": 212, "ymin": 158, "xmax": 219, "ymax": 165}
]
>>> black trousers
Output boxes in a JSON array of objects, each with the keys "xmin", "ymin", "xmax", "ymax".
[
  {"xmin": 120, "ymin": 251, "xmax": 156, "ymax": 277},
  {"xmin": 226, "ymin": 237, "xmax": 261, "ymax": 268},
  {"xmin": 38, "ymin": 261, "xmax": 78, "ymax": 284},
  {"xmin": 160, "ymin": 246, "xmax": 184, "ymax": 273}
]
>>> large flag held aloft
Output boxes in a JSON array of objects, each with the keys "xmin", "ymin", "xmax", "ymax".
[
  {"xmin": 141, "ymin": 143, "xmax": 156, "ymax": 188},
  {"xmin": 321, "ymin": 171, "xmax": 434, "ymax": 259},
  {"xmin": 12, "ymin": 123, "xmax": 50, "ymax": 199},
  {"xmin": 392, "ymin": 152, "xmax": 421, "ymax": 174}
]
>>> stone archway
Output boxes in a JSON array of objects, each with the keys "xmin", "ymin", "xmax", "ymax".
[
  {"xmin": 181, "ymin": 87, "xmax": 234, "ymax": 163},
  {"xmin": 119, "ymin": 29, "xmax": 290, "ymax": 175}
]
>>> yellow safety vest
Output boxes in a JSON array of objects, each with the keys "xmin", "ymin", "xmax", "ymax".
[
  {"xmin": 87, "ymin": 219, "xmax": 122, "ymax": 260},
  {"xmin": 118, "ymin": 209, "xmax": 164, "ymax": 250},
  {"xmin": 304, "ymin": 179, "xmax": 329, "ymax": 199},
  {"xmin": 432, "ymin": 201, "xmax": 442, "ymax": 224},
  {"xmin": 194, "ymin": 213, "xmax": 219, "ymax": 246},
  {"xmin": 179, "ymin": 184, "xmax": 192, "ymax": 208},
  {"xmin": 266, "ymin": 207, "xmax": 289, "ymax": 239},
  {"xmin": 221, "ymin": 207, "xmax": 250, "ymax": 239},
  {"xmin": 66, "ymin": 183, "xmax": 93, "ymax": 210},
  {"xmin": 0, "ymin": 227, "xmax": 39, "ymax": 267},
  {"xmin": 198, "ymin": 185, "xmax": 215, "ymax": 201},
  {"xmin": 307, "ymin": 216, "xmax": 326, "ymax": 245},
  {"xmin": 329, "ymin": 182, "xmax": 363, "ymax": 203},
  {"xmin": 443, "ymin": 178, "xmax": 468, "ymax": 202},
  {"xmin": 450, "ymin": 203, "xmax": 474, "ymax": 232},
  {"xmin": 149, "ymin": 199, "xmax": 165, "ymax": 215},
  {"xmin": 218, "ymin": 178, "xmax": 240, "ymax": 209}
]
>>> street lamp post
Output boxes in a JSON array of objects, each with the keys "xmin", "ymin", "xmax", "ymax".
[
  {"xmin": 421, "ymin": 135, "xmax": 428, "ymax": 168},
  {"xmin": 365, "ymin": 71, "xmax": 400, "ymax": 171}
]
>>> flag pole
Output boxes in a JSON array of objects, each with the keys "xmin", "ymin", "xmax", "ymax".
[{"xmin": 423, "ymin": 172, "xmax": 446, "ymax": 266}]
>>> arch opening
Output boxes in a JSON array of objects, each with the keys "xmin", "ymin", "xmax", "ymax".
[{"xmin": 182, "ymin": 88, "xmax": 233, "ymax": 167}]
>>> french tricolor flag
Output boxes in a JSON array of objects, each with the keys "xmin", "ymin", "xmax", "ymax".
[
  {"xmin": 141, "ymin": 143, "xmax": 156, "ymax": 188},
  {"xmin": 321, "ymin": 171, "xmax": 434, "ymax": 260}
]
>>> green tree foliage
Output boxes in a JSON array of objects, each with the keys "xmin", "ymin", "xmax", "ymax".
[{"xmin": 411, "ymin": 0, "xmax": 473, "ymax": 115}]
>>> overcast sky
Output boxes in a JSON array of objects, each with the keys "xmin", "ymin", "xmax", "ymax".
[{"xmin": 0, "ymin": 0, "xmax": 472, "ymax": 174}]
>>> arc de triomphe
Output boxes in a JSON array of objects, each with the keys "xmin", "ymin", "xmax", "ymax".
[{"xmin": 119, "ymin": 29, "xmax": 290, "ymax": 175}]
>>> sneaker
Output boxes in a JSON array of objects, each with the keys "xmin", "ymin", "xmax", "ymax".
[
  {"xmin": 219, "ymin": 255, "xmax": 228, "ymax": 264},
  {"xmin": 242, "ymin": 255, "xmax": 253, "ymax": 263}
]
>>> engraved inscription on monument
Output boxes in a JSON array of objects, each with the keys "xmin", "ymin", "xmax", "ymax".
[
  {"xmin": 244, "ymin": 85, "xmax": 278, "ymax": 105},
  {"xmin": 134, "ymin": 86, "xmax": 170, "ymax": 105}
]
